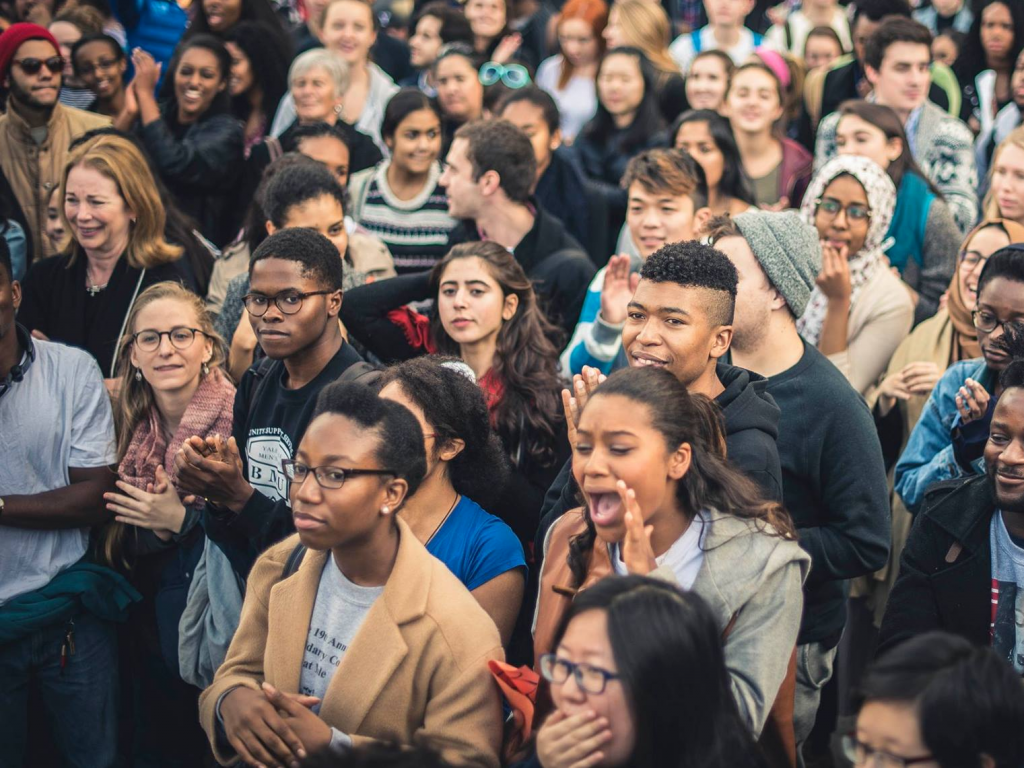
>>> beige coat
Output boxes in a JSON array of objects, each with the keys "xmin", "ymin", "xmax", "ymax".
[
  {"xmin": 827, "ymin": 266, "xmax": 915, "ymax": 396},
  {"xmin": 199, "ymin": 518, "xmax": 504, "ymax": 767},
  {"xmin": 0, "ymin": 102, "xmax": 110, "ymax": 262}
]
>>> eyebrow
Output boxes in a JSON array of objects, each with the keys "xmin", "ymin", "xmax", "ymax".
[
  {"xmin": 295, "ymin": 452, "xmax": 355, "ymax": 463},
  {"xmin": 440, "ymin": 279, "xmax": 491, "ymax": 288},
  {"xmin": 628, "ymin": 300, "xmax": 692, "ymax": 317}
]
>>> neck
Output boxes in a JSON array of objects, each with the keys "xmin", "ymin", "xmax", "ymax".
[
  {"xmin": 85, "ymin": 243, "xmax": 126, "ymax": 280},
  {"xmin": 735, "ymin": 127, "xmax": 777, "ymax": 158},
  {"xmin": 474, "ymin": 198, "xmax": 535, "ymax": 250},
  {"xmin": 0, "ymin": 323, "xmax": 23, "ymax": 380},
  {"xmin": 1003, "ymin": 508, "xmax": 1024, "ymax": 541},
  {"xmin": 647, "ymin": 498, "xmax": 692, "ymax": 557},
  {"xmin": 877, "ymin": 94, "xmax": 915, "ymax": 124},
  {"xmin": 11, "ymin": 94, "xmax": 54, "ymax": 129},
  {"xmin": 282, "ymin": 325, "xmax": 344, "ymax": 390},
  {"xmin": 611, "ymin": 109, "xmax": 635, "ymax": 129},
  {"xmin": 331, "ymin": 522, "xmax": 400, "ymax": 587},
  {"xmin": 177, "ymin": 107, "xmax": 201, "ymax": 125},
  {"xmin": 535, "ymin": 153, "xmax": 551, "ymax": 181},
  {"xmin": 248, "ymin": 86, "xmax": 263, "ymax": 110},
  {"xmin": 151, "ymin": 376, "xmax": 202, "ymax": 437},
  {"xmin": 803, "ymin": 3, "xmax": 833, "ymax": 24},
  {"xmin": 688, "ymin": 364, "xmax": 725, "ymax": 400},
  {"xmin": 730, "ymin": 312, "xmax": 805, "ymax": 378},
  {"xmin": 459, "ymin": 336, "xmax": 498, "ymax": 379},
  {"xmin": 100, "ymin": 89, "xmax": 127, "ymax": 116},
  {"xmin": 386, "ymin": 160, "xmax": 430, "ymax": 195},
  {"xmin": 399, "ymin": 472, "xmax": 459, "ymax": 543},
  {"xmin": 711, "ymin": 24, "xmax": 741, "ymax": 47},
  {"xmin": 707, "ymin": 187, "xmax": 729, "ymax": 215}
]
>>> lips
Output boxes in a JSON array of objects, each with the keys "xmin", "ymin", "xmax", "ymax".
[
  {"xmin": 75, "ymin": 225, "xmax": 102, "ymax": 239},
  {"xmin": 293, "ymin": 511, "xmax": 326, "ymax": 530},
  {"xmin": 587, "ymin": 491, "xmax": 624, "ymax": 527},
  {"xmin": 630, "ymin": 351, "xmax": 667, "ymax": 368},
  {"xmin": 258, "ymin": 329, "xmax": 289, "ymax": 339},
  {"xmin": 450, "ymin": 318, "xmax": 474, "ymax": 329},
  {"xmin": 153, "ymin": 364, "xmax": 184, "ymax": 372}
]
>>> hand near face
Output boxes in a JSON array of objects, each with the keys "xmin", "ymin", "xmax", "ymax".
[
  {"xmin": 536, "ymin": 710, "xmax": 612, "ymax": 768},
  {"xmin": 491, "ymin": 33, "xmax": 522, "ymax": 64},
  {"xmin": 956, "ymin": 377, "xmax": 991, "ymax": 425},
  {"xmin": 816, "ymin": 241, "xmax": 852, "ymax": 303},
  {"xmin": 618, "ymin": 480, "xmax": 657, "ymax": 576},
  {"xmin": 130, "ymin": 48, "xmax": 161, "ymax": 93},
  {"xmin": 599, "ymin": 255, "xmax": 639, "ymax": 326},
  {"xmin": 562, "ymin": 366, "xmax": 607, "ymax": 446}
]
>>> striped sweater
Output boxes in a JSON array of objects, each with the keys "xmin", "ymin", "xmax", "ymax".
[{"xmin": 348, "ymin": 160, "xmax": 458, "ymax": 275}]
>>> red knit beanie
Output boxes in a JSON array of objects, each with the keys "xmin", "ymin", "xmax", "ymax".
[{"xmin": 0, "ymin": 23, "xmax": 61, "ymax": 84}]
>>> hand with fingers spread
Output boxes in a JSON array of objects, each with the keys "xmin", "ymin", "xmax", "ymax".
[
  {"xmin": 219, "ymin": 685, "xmax": 310, "ymax": 768},
  {"xmin": 562, "ymin": 366, "xmax": 607, "ymax": 446},
  {"xmin": 599, "ymin": 255, "xmax": 640, "ymax": 326},
  {"xmin": 617, "ymin": 480, "xmax": 657, "ymax": 576},
  {"xmin": 536, "ymin": 710, "xmax": 613, "ymax": 768},
  {"xmin": 261, "ymin": 683, "xmax": 332, "ymax": 758},
  {"xmin": 955, "ymin": 377, "xmax": 991, "ymax": 425},
  {"xmin": 491, "ymin": 32, "xmax": 522, "ymax": 64},
  {"xmin": 174, "ymin": 434, "xmax": 253, "ymax": 511},
  {"xmin": 104, "ymin": 465, "xmax": 186, "ymax": 538}
]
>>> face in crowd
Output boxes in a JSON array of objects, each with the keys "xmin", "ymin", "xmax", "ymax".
[
  {"xmin": 974, "ymin": 273, "xmax": 1024, "ymax": 373},
  {"xmin": 292, "ymin": 65, "xmax": 342, "ymax": 124},
  {"xmin": 64, "ymin": 162, "xmax": 136, "ymax": 259},
  {"xmin": 297, "ymin": 134, "xmax": 351, "ymax": 187},
  {"xmin": 725, "ymin": 66, "xmax": 782, "ymax": 137},
  {"xmin": 435, "ymin": 53, "xmax": 484, "ymax": 122},
  {"xmin": 386, "ymin": 107, "xmax": 443, "ymax": 178},
  {"xmin": 558, "ymin": 17, "xmax": 600, "ymax": 70},
  {"xmin": 203, "ymin": 0, "xmax": 242, "ymax": 33},
  {"xmin": 626, "ymin": 180, "xmax": 704, "ymax": 260},
  {"xmin": 596, "ymin": 52, "xmax": 644, "ymax": 125},
  {"xmin": 685, "ymin": 54, "xmax": 729, "ymax": 111},
  {"xmin": 73, "ymin": 37, "xmax": 126, "ymax": 101},
  {"xmin": 813, "ymin": 173, "xmax": 871, "ymax": 258},
  {"xmin": 464, "ymin": 0, "xmax": 505, "ymax": 43},
  {"xmin": 320, "ymin": 0, "xmax": 376, "ymax": 65},
  {"xmin": 957, "ymin": 226, "xmax": 1011, "ymax": 311},
  {"xmin": 130, "ymin": 298, "xmax": 214, "ymax": 397},
  {"xmin": 835, "ymin": 114, "xmax": 903, "ymax": 171},
  {"xmin": 439, "ymin": 137, "xmax": 484, "ymax": 220},
  {"xmin": 866, "ymin": 40, "xmax": 931, "ymax": 117},
  {"xmin": 174, "ymin": 45, "xmax": 227, "ymax": 123},
  {"xmin": 991, "ymin": 141, "xmax": 1024, "ymax": 225},
  {"xmin": 499, "ymin": 99, "xmax": 560, "ymax": 179},
  {"xmin": 435, "ymin": 255, "xmax": 519, "ymax": 348},
  {"xmin": 5, "ymin": 39, "xmax": 62, "ymax": 112},
  {"xmin": 409, "ymin": 13, "xmax": 444, "ymax": 69},
  {"xmin": 673, "ymin": 121, "xmax": 725, "ymax": 198}
]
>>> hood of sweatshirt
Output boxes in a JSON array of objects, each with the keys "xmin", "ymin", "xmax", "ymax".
[{"xmin": 716, "ymin": 362, "xmax": 781, "ymax": 443}]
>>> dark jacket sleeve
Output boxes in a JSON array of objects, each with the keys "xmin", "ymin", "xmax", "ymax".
[
  {"xmin": 141, "ymin": 113, "xmax": 245, "ymax": 189},
  {"xmin": 340, "ymin": 270, "xmax": 433, "ymax": 363},
  {"xmin": 14, "ymin": 258, "xmax": 53, "ymax": 336}
]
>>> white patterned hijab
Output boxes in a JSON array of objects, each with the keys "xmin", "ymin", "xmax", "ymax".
[{"xmin": 796, "ymin": 155, "xmax": 897, "ymax": 345}]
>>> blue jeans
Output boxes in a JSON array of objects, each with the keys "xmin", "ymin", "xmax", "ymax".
[{"xmin": 0, "ymin": 609, "xmax": 119, "ymax": 768}]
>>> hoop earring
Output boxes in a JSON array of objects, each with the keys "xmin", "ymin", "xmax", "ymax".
[{"xmin": 134, "ymin": 368, "xmax": 142, "ymax": 381}]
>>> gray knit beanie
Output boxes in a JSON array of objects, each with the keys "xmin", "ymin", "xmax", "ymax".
[{"xmin": 731, "ymin": 209, "xmax": 821, "ymax": 317}]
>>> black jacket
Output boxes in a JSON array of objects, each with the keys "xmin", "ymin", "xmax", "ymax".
[
  {"xmin": 878, "ymin": 475, "xmax": 995, "ymax": 656},
  {"xmin": 140, "ymin": 108, "xmax": 244, "ymax": 248},
  {"xmin": 535, "ymin": 362, "xmax": 784, "ymax": 555},
  {"xmin": 448, "ymin": 202, "xmax": 596, "ymax": 338},
  {"xmin": 535, "ymin": 148, "xmax": 590, "ymax": 259}
]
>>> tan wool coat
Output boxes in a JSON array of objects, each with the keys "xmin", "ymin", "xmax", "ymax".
[{"xmin": 199, "ymin": 518, "xmax": 504, "ymax": 767}]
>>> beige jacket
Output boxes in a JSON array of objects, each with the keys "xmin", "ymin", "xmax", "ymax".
[
  {"xmin": 828, "ymin": 267, "xmax": 914, "ymax": 396},
  {"xmin": 199, "ymin": 518, "xmax": 504, "ymax": 767},
  {"xmin": 0, "ymin": 102, "xmax": 110, "ymax": 261}
]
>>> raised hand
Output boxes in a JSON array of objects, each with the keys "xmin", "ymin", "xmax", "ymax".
[
  {"xmin": 130, "ymin": 48, "xmax": 161, "ymax": 94},
  {"xmin": 955, "ymin": 377, "xmax": 991, "ymax": 425},
  {"xmin": 562, "ymin": 366, "xmax": 607, "ymax": 446},
  {"xmin": 599, "ymin": 255, "xmax": 639, "ymax": 326},
  {"xmin": 618, "ymin": 480, "xmax": 656, "ymax": 576}
]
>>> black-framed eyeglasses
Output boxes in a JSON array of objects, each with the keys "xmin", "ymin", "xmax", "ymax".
[
  {"xmin": 132, "ymin": 327, "xmax": 207, "ymax": 351},
  {"xmin": 539, "ymin": 653, "xmax": 620, "ymax": 695},
  {"xmin": 281, "ymin": 459, "xmax": 396, "ymax": 490},
  {"xmin": 971, "ymin": 308, "xmax": 1018, "ymax": 333},
  {"xmin": 959, "ymin": 250, "xmax": 989, "ymax": 270},
  {"xmin": 479, "ymin": 61, "xmax": 530, "ymax": 89},
  {"xmin": 815, "ymin": 197, "xmax": 871, "ymax": 222},
  {"xmin": 242, "ymin": 290, "xmax": 334, "ymax": 316},
  {"xmin": 13, "ymin": 56, "xmax": 64, "ymax": 75},
  {"xmin": 841, "ymin": 734, "xmax": 934, "ymax": 767}
]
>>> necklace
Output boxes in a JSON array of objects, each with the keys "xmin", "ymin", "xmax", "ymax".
[
  {"xmin": 425, "ymin": 493, "xmax": 460, "ymax": 545},
  {"xmin": 86, "ymin": 281, "xmax": 108, "ymax": 296}
]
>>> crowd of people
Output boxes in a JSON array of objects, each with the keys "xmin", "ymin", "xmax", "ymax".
[{"xmin": 3, "ymin": 0, "xmax": 1024, "ymax": 765}]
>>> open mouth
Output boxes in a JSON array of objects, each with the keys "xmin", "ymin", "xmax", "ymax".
[
  {"xmin": 630, "ymin": 352, "xmax": 667, "ymax": 368},
  {"xmin": 587, "ymin": 491, "xmax": 624, "ymax": 527}
]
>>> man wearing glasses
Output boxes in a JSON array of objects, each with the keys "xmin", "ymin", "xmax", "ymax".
[
  {"xmin": 896, "ymin": 244, "xmax": 1024, "ymax": 514},
  {"xmin": 175, "ymin": 229, "xmax": 376, "ymax": 579},
  {"xmin": 0, "ymin": 23, "xmax": 109, "ymax": 261}
]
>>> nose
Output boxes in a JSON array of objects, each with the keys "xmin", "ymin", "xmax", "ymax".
[
  {"xmin": 294, "ymin": 471, "xmax": 323, "ymax": 504},
  {"xmin": 261, "ymin": 301, "xmax": 285, "ymax": 323},
  {"xmin": 452, "ymin": 288, "xmax": 469, "ymax": 308},
  {"xmin": 156, "ymin": 334, "xmax": 176, "ymax": 356},
  {"xmin": 640, "ymin": 209, "xmax": 660, "ymax": 229},
  {"xmin": 831, "ymin": 208, "xmax": 849, "ymax": 229},
  {"xmin": 634, "ymin": 318, "xmax": 660, "ymax": 346},
  {"xmin": 557, "ymin": 669, "xmax": 588, "ymax": 703}
]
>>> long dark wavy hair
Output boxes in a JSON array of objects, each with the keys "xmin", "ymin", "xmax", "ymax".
[
  {"xmin": 552, "ymin": 576, "xmax": 769, "ymax": 768},
  {"xmin": 582, "ymin": 47, "xmax": 666, "ymax": 156},
  {"xmin": 670, "ymin": 109, "xmax": 755, "ymax": 206},
  {"xmin": 567, "ymin": 367, "xmax": 795, "ymax": 587},
  {"xmin": 224, "ymin": 21, "xmax": 291, "ymax": 128},
  {"xmin": 428, "ymin": 241, "xmax": 564, "ymax": 469}
]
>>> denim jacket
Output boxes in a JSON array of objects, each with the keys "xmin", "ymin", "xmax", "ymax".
[{"xmin": 894, "ymin": 358, "xmax": 994, "ymax": 514}]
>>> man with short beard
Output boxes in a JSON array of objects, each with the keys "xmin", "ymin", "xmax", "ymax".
[
  {"xmin": 880, "ymin": 320, "xmax": 1024, "ymax": 674},
  {"xmin": 0, "ymin": 23, "xmax": 109, "ymax": 261}
]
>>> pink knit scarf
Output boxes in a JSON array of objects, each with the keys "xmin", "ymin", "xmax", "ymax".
[{"xmin": 118, "ymin": 368, "xmax": 236, "ymax": 495}]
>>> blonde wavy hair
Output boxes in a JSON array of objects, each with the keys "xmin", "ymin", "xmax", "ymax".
[
  {"xmin": 985, "ymin": 126, "xmax": 1024, "ymax": 221},
  {"xmin": 61, "ymin": 134, "xmax": 183, "ymax": 269},
  {"xmin": 100, "ymin": 282, "xmax": 227, "ymax": 569},
  {"xmin": 609, "ymin": 0, "xmax": 679, "ymax": 75}
]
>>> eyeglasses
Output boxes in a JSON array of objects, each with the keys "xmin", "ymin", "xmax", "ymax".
[
  {"xmin": 242, "ymin": 290, "xmax": 334, "ymax": 316},
  {"xmin": 959, "ymin": 250, "xmax": 989, "ymax": 270},
  {"xmin": 77, "ymin": 57, "xmax": 121, "ymax": 76},
  {"xmin": 479, "ymin": 61, "xmax": 531, "ymax": 89},
  {"xmin": 132, "ymin": 327, "xmax": 207, "ymax": 351},
  {"xmin": 815, "ymin": 197, "xmax": 871, "ymax": 222},
  {"xmin": 13, "ymin": 56, "xmax": 64, "ymax": 75},
  {"xmin": 539, "ymin": 653, "xmax": 620, "ymax": 695},
  {"xmin": 281, "ymin": 460, "xmax": 396, "ymax": 490},
  {"xmin": 971, "ymin": 308, "xmax": 1020, "ymax": 333},
  {"xmin": 842, "ymin": 735, "xmax": 934, "ymax": 767}
]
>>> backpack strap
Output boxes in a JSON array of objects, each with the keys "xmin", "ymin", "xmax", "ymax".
[
  {"xmin": 280, "ymin": 542, "xmax": 307, "ymax": 580},
  {"xmin": 338, "ymin": 360, "xmax": 383, "ymax": 387}
]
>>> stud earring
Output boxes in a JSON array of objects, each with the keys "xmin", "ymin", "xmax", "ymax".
[
  {"xmin": 202, "ymin": 362, "xmax": 209, "ymax": 376},
  {"xmin": 381, "ymin": 505, "xmax": 391, "ymax": 515},
  {"xmin": 134, "ymin": 368, "xmax": 142, "ymax": 381}
]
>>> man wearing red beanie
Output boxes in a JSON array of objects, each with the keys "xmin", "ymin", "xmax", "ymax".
[{"xmin": 0, "ymin": 23, "xmax": 109, "ymax": 263}]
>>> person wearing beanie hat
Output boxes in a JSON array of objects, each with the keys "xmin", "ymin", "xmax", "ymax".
[
  {"xmin": 708, "ymin": 211, "xmax": 891, "ymax": 761},
  {"xmin": 0, "ymin": 22, "xmax": 110, "ymax": 262}
]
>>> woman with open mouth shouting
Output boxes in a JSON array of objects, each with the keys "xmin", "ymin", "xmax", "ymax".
[{"xmin": 533, "ymin": 366, "xmax": 809, "ymax": 753}]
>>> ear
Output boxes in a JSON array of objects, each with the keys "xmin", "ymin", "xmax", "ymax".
[
  {"xmin": 885, "ymin": 137, "xmax": 903, "ymax": 164},
  {"xmin": 11, "ymin": 279, "xmax": 21, "ymax": 313},
  {"xmin": 437, "ymin": 436, "xmax": 466, "ymax": 463},
  {"xmin": 693, "ymin": 206, "xmax": 713, "ymax": 236},
  {"xmin": 380, "ymin": 476, "xmax": 410, "ymax": 514},
  {"xmin": 265, "ymin": 220, "xmax": 277, "ymax": 236},
  {"xmin": 550, "ymin": 128, "xmax": 562, "ymax": 151},
  {"xmin": 864, "ymin": 64, "xmax": 879, "ymax": 87},
  {"xmin": 667, "ymin": 441, "xmax": 692, "ymax": 481},
  {"xmin": 768, "ymin": 286, "xmax": 788, "ymax": 313},
  {"xmin": 326, "ymin": 289, "xmax": 343, "ymax": 318},
  {"xmin": 217, "ymin": 77, "xmax": 227, "ymax": 93},
  {"xmin": 203, "ymin": 335, "xmax": 214, "ymax": 363},
  {"xmin": 709, "ymin": 324, "xmax": 733, "ymax": 360},
  {"xmin": 502, "ymin": 291, "xmax": 520, "ymax": 321},
  {"xmin": 478, "ymin": 169, "xmax": 502, "ymax": 198},
  {"xmin": 129, "ymin": 343, "xmax": 139, "ymax": 369}
]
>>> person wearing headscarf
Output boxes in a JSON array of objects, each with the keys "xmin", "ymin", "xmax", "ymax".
[
  {"xmin": 849, "ymin": 218, "xmax": 1024, "ymax": 624},
  {"xmin": 798, "ymin": 155, "xmax": 915, "ymax": 395}
]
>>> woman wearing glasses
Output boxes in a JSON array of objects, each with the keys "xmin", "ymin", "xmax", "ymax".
[
  {"xmin": 535, "ymin": 576, "xmax": 768, "ymax": 768},
  {"xmin": 834, "ymin": 101, "xmax": 960, "ymax": 325},
  {"xmin": 98, "ymin": 281, "xmax": 235, "ymax": 765},
  {"xmin": 18, "ymin": 134, "xmax": 193, "ymax": 386},
  {"xmin": 71, "ymin": 33, "xmax": 132, "ymax": 129},
  {"xmin": 797, "ymin": 155, "xmax": 914, "ymax": 396},
  {"xmin": 199, "ymin": 381, "xmax": 504, "ymax": 768}
]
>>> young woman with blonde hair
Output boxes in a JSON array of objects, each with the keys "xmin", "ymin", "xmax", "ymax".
[
  {"xmin": 985, "ymin": 125, "xmax": 1024, "ymax": 227},
  {"xmin": 101, "ymin": 280, "xmax": 237, "ymax": 766}
]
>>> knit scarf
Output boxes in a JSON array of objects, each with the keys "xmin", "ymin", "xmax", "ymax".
[
  {"xmin": 118, "ymin": 368, "xmax": 236, "ymax": 495},
  {"xmin": 797, "ymin": 155, "xmax": 897, "ymax": 345}
]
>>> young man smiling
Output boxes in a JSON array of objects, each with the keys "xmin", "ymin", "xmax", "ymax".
[
  {"xmin": 0, "ymin": 23, "xmax": 109, "ymax": 260},
  {"xmin": 814, "ymin": 16, "xmax": 978, "ymax": 233},
  {"xmin": 176, "ymin": 228, "xmax": 373, "ymax": 577}
]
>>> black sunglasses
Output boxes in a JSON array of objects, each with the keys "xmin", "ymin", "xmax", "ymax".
[{"xmin": 13, "ymin": 56, "xmax": 65, "ymax": 75}]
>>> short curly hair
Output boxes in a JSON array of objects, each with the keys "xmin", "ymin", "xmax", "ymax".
[
  {"xmin": 639, "ymin": 241, "xmax": 738, "ymax": 326},
  {"xmin": 262, "ymin": 161, "xmax": 347, "ymax": 228},
  {"xmin": 250, "ymin": 227, "xmax": 344, "ymax": 291}
]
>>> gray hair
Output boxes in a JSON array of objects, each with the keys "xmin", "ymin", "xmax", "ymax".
[{"xmin": 288, "ymin": 49, "xmax": 350, "ymax": 97}]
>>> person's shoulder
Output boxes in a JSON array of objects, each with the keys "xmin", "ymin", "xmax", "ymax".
[
  {"xmin": 537, "ymin": 55, "xmax": 561, "ymax": 80},
  {"xmin": 701, "ymin": 509, "xmax": 809, "ymax": 576},
  {"xmin": 34, "ymin": 337, "xmax": 104, "ymax": 380},
  {"xmin": 455, "ymin": 497, "xmax": 521, "ymax": 544},
  {"xmin": 61, "ymin": 103, "xmax": 112, "ymax": 132},
  {"xmin": 419, "ymin": 544, "xmax": 502, "ymax": 648},
  {"xmin": 925, "ymin": 101, "xmax": 973, "ymax": 143},
  {"xmin": 23, "ymin": 253, "xmax": 68, "ymax": 281}
]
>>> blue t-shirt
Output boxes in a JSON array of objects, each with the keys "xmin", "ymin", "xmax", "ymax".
[{"xmin": 426, "ymin": 496, "xmax": 526, "ymax": 591}]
